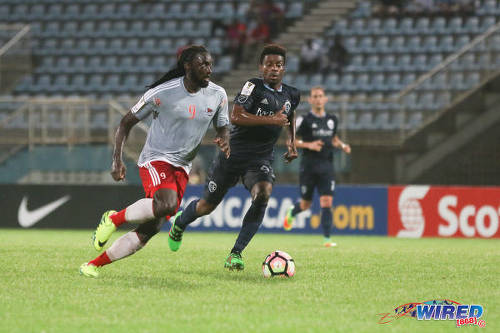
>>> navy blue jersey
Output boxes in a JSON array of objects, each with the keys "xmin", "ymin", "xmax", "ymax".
[
  {"xmin": 231, "ymin": 78, "xmax": 300, "ymax": 160},
  {"xmin": 296, "ymin": 111, "xmax": 338, "ymax": 165}
]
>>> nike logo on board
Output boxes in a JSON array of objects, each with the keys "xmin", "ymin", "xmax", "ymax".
[{"xmin": 18, "ymin": 195, "xmax": 71, "ymax": 228}]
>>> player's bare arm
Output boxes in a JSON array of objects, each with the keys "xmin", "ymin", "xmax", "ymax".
[
  {"xmin": 111, "ymin": 111, "xmax": 139, "ymax": 181},
  {"xmin": 283, "ymin": 110, "xmax": 298, "ymax": 163},
  {"xmin": 332, "ymin": 135, "xmax": 351, "ymax": 154},
  {"xmin": 214, "ymin": 125, "xmax": 230, "ymax": 158},
  {"xmin": 230, "ymin": 104, "xmax": 289, "ymax": 127},
  {"xmin": 296, "ymin": 139, "xmax": 324, "ymax": 152}
]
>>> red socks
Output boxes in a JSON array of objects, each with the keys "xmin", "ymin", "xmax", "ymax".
[
  {"xmin": 89, "ymin": 252, "xmax": 111, "ymax": 267},
  {"xmin": 110, "ymin": 209, "xmax": 126, "ymax": 227}
]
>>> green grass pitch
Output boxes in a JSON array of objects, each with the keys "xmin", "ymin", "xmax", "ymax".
[{"xmin": 0, "ymin": 229, "xmax": 498, "ymax": 332}]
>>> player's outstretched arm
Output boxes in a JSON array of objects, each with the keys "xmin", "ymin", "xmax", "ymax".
[
  {"xmin": 214, "ymin": 125, "xmax": 230, "ymax": 159},
  {"xmin": 283, "ymin": 110, "xmax": 298, "ymax": 163},
  {"xmin": 230, "ymin": 104, "xmax": 289, "ymax": 127},
  {"xmin": 332, "ymin": 135, "xmax": 351, "ymax": 154},
  {"xmin": 111, "ymin": 111, "xmax": 140, "ymax": 181}
]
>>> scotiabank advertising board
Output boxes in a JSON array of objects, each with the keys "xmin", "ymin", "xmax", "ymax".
[{"xmin": 388, "ymin": 186, "xmax": 500, "ymax": 238}]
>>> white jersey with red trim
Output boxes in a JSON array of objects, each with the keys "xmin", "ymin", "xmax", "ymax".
[{"xmin": 131, "ymin": 77, "xmax": 229, "ymax": 174}]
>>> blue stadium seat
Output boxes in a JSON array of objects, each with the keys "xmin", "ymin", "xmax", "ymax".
[
  {"xmin": 386, "ymin": 73, "xmax": 401, "ymax": 90},
  {"xmin": 448, "ymin": 17, "xmax": 463, "ymax": 34},
  {"xmin": 374, "ymin": 36, "xmax": 389, "ymax": 53},
  {"xmin": 390, "ymin": 36, "xmax": 405, "ymax": 53},
  {"xmin": 214, "ymin": 56, "xmax": 233, "ymax": 73},
  {"xmin": 371, "ymin": 74, "xmax": 385, "ymax": 91},
  {"xmin": 399, "ymin": 18, "xmax": 414, "ymax": 35},
  {"xmin": 407, "ymin": 36, "xmax": 421, "ymax": 53},
  {"xmin": 413, "ymin": 54, "xmax": 428, "ymax": 72},
  {"xmin": 464, "ymin": 17, "xmax": 480, "ymax": 34},
  {"xmin": 423, "ymin": 36, "xmax": 437, "ymax": 52},
  {"xmin": 381, "ymin": 54, "xmax": 395, "ymax": 71},
  {"xmin": 383, "ymin": 18, "xmax": 397, "ymax": 35},
  {"xmin": 477, "ymin": 0, "xmax": 497, "ymax": 16},
  {"xmin": 351, "ymin": 19, "xmax": 365, "ymax": 35},
  {"xmin": 439, "ymin": 36, "xmax": 454, "ymax": 52},
  {"xmin": 455, "ymin": 35, "xmax": 470, "ymax": 49},
  {"xmin": 324, "ymin": 74, "xmax": 340, "ymax": 91},
  {"xmin": 346, "ymin": 55, "xmax": 363, "ymax": 72},
  {"xmin": 185, "ymin": 3, "xmax": 201, "ymax": 18},
  {"xmin": 429, "ymin": 54, "xmax": 443, "ymax": 67},
  {"xmin": 366, "ymin": 18, "xmax": 381, "ymax": 35},
  {"xmin": 430, "ymin": 17, "xmax": 446, "ymax": 34},
  {"xmin": 480, "ymin": 16, "xmax": 496, "ymax": 31},
  {"xmin": 286, "ymin": 2, "xmax": 303, "ymax": 18},
  {"xmin": 358, "ymin": 36, "xmax": 373, "ymax": 52},
  {"xmin": 415, "ymin": 17, "xmax": 430, "ymax": 34},
  {"xmin": 397, "ymin": 55, "xmax": 411, "ymax": 71}
]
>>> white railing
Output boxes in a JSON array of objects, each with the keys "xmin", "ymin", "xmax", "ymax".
[{"xmin": 0, "ymin": 24, "xmax": 32, "ymax": 92}]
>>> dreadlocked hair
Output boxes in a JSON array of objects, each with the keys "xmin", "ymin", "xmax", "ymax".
[{"xmin": 148, "ymin": 45, "xmax": 209, "ymax": 89}]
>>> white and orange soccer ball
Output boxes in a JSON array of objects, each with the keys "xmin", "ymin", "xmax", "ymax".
[{"xmin": 262, "ymin": 250, "xmax": 295, "ymax": 278}]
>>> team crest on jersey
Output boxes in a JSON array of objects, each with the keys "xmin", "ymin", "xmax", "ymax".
[
  {"xmin": 260, "ymin": 165, "xmax": 270, "ymax": 173},
  {"xmin": 154, "ymin": 97, "xmax": 161, "ymax": 106},
  {"xmin": 208, "ymin": 181, "xmax": 217, "ymax": 193},
  {"xmin": 301, "ymin": 185, "xmax": 308, "ymax": 194},
  {"xmin": 327, "ymin": 119, "xmax": 334, "ymax": 130},
  {"xmin": 312, "ymin": 123, "xmax": 318, "ymax": 128},
  {"xmin": 206, "ymin": 107, "xmax": 213, "ymax": 115},
  {"xmin": 284, "ymin": 100, "xmax": 291, "ymax": 113}
]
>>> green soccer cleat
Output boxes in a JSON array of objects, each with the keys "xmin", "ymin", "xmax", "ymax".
[
  {"xmin": 79, "ymin": 263, "xmax": 99, "ymax": 278},
  {"xmin": 168, "ymin": 211, "xmax": 184, "ymax": 252},
  {"xmin": 323, "ymin": 237, "xmax": 337, "ymax": 248},
  {"xmin": 224, "ymin": 252, "xmax": 244, "ymax": 271},
  {"xmin": 92, "ymin": 210, "xmax": 117, "ymax": 251},
  {"xmin": 283, "ymin": 205, "xmax": 295, "ymax": 231}
]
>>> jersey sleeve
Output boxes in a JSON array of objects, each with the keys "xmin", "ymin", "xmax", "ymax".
[
  {"xmin": 295, "ymin": 115, "xmax": 306, "ymax": 137},
  {"xmin": 130, "ymin": 88, "xmax": 159, "ymax": 120},
  {"xmin": 233, "ymin": 79, "xmax": 259, "ymax": 111},
  {"xmin": 214, "ymin": 89, "xmax": 229, "ymax": 128},
  {"xmin": 332, "ymin": 114, "xmax": 339, "ymax": 135},
  {"xmin": 290, "ymin": 87, "xmax": 301, "ymax": 112}
]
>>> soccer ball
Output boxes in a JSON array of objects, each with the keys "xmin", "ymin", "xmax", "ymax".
[{"xmin": 262, "ymin": 250, "xmax": 295, "ymax": 278}]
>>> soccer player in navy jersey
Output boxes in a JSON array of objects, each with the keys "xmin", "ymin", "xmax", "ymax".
[
  {"xmin": 79, "ymin": 46, "xmax": 230, "ymax": 277},
  {"xmin": 168, "ymin": 44, "xmax": 300, "ymax": 270},
  {"xmin": 283, "ymin": 86, "xmax": 351, "ymax": 247}
]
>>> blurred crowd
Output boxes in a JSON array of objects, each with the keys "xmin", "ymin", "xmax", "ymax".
[
  {"xmin": 213, "ymin": 0, "xmax": 285, "ymax": 65},
  {"xmin": 373, "ymin": 0, "xmax": 475, "ymax": 17},
  {"xmin": 299, "ymin": 35, "xmax": 350, "ymax": 76}
]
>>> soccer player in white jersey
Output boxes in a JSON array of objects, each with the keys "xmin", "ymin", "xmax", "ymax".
[{"xmin": 80, "ymin": 45, "xmax": 230, "ymax": 278}]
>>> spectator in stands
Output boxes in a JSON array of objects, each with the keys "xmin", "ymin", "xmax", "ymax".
[
  {"xmin": 373, "ymin": 0, "xmax": 408, "ymax": 16},
  {"xmin": 259, "ymin": 0, "xmax": 285, "ymax": 38},
  {"xmin": 244, "ymin": 17, "xmax": 270, "ymax": 61},
  {"xmin": 299, "ymin": 39, "xmax": 322, "ymax": 74},
  {"xmin": 325, "ymin": 34, "xmax": 350, "ymax": 76},
  {"xmin": 226, "ymin": 19, "xmax": 247, "ymax": 64}
]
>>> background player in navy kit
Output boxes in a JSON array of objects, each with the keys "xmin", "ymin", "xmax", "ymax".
[
  {"xmin": 168, "ymin": 44, "xmax": 300, "ymax": 270},
  {"xmin": 283, "ymin": 86, "xmax": 351, "ymax": 247},
  {"xmin": 79, "ymin": 46, "xmax": 230, "ymax": 278}
]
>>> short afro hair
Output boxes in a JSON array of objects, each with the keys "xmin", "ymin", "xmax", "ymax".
[{"xmin": 259, "ymin": 44, "xmax": 287, "ymax": 64}]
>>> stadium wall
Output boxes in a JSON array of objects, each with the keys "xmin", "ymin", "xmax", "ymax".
[{"xmin": 1, "ymin": 185, "xmax": 498, "ymax": 238}]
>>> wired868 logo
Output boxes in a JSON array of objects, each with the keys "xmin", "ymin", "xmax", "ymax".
[{"xmin": 377, "ymin": 299, "xmax": 486, "ymax": 327}]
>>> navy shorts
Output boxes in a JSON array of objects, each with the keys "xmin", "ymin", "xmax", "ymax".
[
  {"xmin": 299, "ymin": 162, "xmax": 335, "ymax": 201},
  {"xmin": 203, "ymin": 153, "xmax": 275, "ymax": 205}
]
